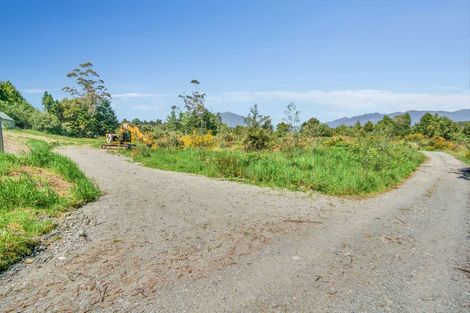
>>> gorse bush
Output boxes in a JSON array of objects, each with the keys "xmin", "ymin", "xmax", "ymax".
[
  {"xmin": 0, "ymin": 140, "xmax": 100, "ymax": 271},
  {"xmin": 243, "ymin": 127, "xmax": 272, "ymax": 151},
  {"xmin": 180, "ymin": 132, "xmax": 215, "ymax": 148},
  {"xmin": 154, "ymin": 133, "xmax": 182, "ymax": 148}
]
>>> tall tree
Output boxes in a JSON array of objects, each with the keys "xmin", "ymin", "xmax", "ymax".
[
  {"xmin": 96, "ymin": 99, "xmax": 119, "ymax": 133},
  {"xmin": 282, "ymin": 102, "xmax": 300, "ymax": 130},
  {"xmin": 61, "ymin": 62, "xmax": 118, "ymax": 137},
  {"xmin": 244, "ymin": 104, "xmax": 272, "ymax": 130},
  {"xmin": 392, "ymin": 113, "xmax": 411, "ymax": 137},
  {"xmin": 178, "ymin": 80, "xmax": 219, "ymax": 134},
  {"xmin": 166, "ymin": 105, "xmax": 180, "ymax": 131},
  {"xmin": 62, "ymin": 62, "xmax": 111, "ymax": 113},
  {"xmin": 42, "ymin": 91, "xmax": 62, "ymax": 119}
]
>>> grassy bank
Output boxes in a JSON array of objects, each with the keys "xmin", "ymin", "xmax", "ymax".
[
  {"xmin": 451, "ymin": 150, "xmax": 470, "ymax": 165},
  {"xmin": 5, "ymin": 129, "xmax": 99, "ymax": 146},
  {"xmin": 0, "ymin": 140, "xmax": 100, "ymax": 271},
  {"xmin": 125, "ymin": 139, "xmax": 425, "ymax": 196}
]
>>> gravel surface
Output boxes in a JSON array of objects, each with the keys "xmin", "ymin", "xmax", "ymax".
[{"xmin": 0, "ymin": 147, "xmax": 468, "ymax": 312}]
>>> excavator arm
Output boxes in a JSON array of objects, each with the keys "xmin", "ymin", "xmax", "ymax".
[
  {"xmin": 102, "ymin": 122, "xmax": 155, "ymax": 149},
  {"xmin": 120, "ymin": 123, "xmax": 153, "ymax": 146}
]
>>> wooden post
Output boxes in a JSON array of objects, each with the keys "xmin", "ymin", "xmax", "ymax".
[
  {"xmin": 0, "ymin": 120, "xmax": 4, "ymax": 153},
  {"xmin": 0, "ymin": 118, "xmax": 4, "ymax": 153}
]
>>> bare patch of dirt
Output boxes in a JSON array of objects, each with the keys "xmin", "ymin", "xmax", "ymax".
[
  {"xmin": 8, "ymin": 166, "xmax": 72, "ymax": 196},
  {"xmin": 3, "ymin": 132, "xmax": 29, "ymax": 154}
]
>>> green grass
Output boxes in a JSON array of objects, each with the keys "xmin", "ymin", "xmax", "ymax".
[
  {"xmin": 125, "ymin": 140, "xmax": 425, "ymax": 196},
  {"xmin": 5, "ymin": 129, "xmax": 99, "ymax": 146},
  {"xmin": 451, "ymin": 150, "xmax": 470, "ymax": 165},
  {"xmin": 0, "ymin": 140, "xmax": 100, "ymax": 271}
]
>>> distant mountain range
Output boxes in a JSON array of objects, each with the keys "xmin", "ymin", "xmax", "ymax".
[
  {"xmin": 218, "ymin": 111, "xmax": 246, "ymax": 127},
  {"xmin": 218, "ymin": 109, "xmax": 470, "ymax": 128},
  {"xmin": 326, "ymin": 109, "xmax": 470, "ymax": 128}
]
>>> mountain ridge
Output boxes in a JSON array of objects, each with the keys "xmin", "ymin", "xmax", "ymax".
[{"xmin": 326, "ymin": 109, "xmax": 470, "ymax": 127}]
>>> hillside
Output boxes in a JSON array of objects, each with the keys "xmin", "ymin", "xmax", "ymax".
[
  {"xmin": 218, "ymin": 111, "xmax": 246, "ymax": 127},
  {"xmin": 327, "ymin": 109, "xmax": 470, "ymax": 127}
]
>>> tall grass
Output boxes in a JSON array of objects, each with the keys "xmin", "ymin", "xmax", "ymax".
[
  {"xmin": 0, "ymin": 140, "xmax": 100, "ymax": 271},
  {"xmin": 127, "ymin": 139, "xmax": 425, "ymax": 195}
]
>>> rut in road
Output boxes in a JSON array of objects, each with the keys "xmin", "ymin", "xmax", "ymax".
[{"xmin": 0, "ymin": 148, "xmax": 468, "ymax": 313}]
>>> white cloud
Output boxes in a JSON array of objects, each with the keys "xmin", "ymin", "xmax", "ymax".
[
  {"xmin": 110, "ymin": 88, "xmax": 469, "ymax": 122},
  {"xmin": 208, "ymin": 89, "xmax": 470, "ymax": 121}
]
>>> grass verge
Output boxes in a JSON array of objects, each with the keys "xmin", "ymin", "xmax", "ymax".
[
  {"xmin": 0, "ymin": 140, "xmax": 100, "ymax": 271},
  {"xmin": 124, "ymin": 140, "xmax": 425, "ymax": 196},
  {"xmin": 5, "ymin": 129, "xmax": 99, "ymax": 146},
  {"xmin": 450, "ymin": 150, "xmax": 470, "ymax": 165}
]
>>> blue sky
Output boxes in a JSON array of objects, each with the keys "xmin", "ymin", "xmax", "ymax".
[{"xmin": 0, "ymin": 0, "xmax": 468, "ymax": 123}]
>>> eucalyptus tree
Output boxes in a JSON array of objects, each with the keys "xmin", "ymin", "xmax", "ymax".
[{"xmin": 62, "ymin": 62, "xmax": 111, "ymax": 113}]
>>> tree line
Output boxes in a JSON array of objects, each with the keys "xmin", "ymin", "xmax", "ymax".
[
  {"xmin": 0, "ymin": 62, "xmax": 118, "ymax": 137},
  {"xmin": 1, "ymin": 65, "xmax": 469, "ymax": 150}
]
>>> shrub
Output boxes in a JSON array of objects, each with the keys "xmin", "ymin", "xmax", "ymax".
[
  {"xmin": 155, "ymin": 133, "xmax": 182, "ymax": 148},
  {"xmin": 430, "ymin": 136, "xmax": 448, "ymax": 150},
  {"xmin": 180, "ymin": 132, "xmax": 215, "ymax": 148},
  {"xmin": 213, "ymin": 151, "xmax": 246, "ymax": 177},
  {"xmin": 323, "ymin": 136, "xmax": 353, "ymax": 147},
  {"xmin": 243, "ymin": 128, "xmax": 272, "ymax": 151}
]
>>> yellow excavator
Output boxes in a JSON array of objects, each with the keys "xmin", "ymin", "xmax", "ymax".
[{"xmin": 101, "ymin": 122, "xmax": 156, "ymax": 149}]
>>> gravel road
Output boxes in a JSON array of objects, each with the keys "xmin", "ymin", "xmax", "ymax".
[{"xmin": 0, "ymin": 147, "xmax": 469, "ymax": 313}]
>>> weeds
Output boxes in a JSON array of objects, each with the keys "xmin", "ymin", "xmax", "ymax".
[{"xmin": 125, "ymin": 139, "xmax": 424, "ymax": 196}]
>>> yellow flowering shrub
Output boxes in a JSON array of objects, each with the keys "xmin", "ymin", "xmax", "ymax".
[
  {"xmin": 180, "ymin": 132, "xmax": 215, "ymax": 148},
  {"xmin": 404, "ymin": 133, "xmax": 425, "ymax": 142}
]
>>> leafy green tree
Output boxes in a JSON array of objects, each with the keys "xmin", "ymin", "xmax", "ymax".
[
  {"xmin": 42, "ymin": 91, "xmax": 62, "ymax": 120},
  {"xmin": 414, "ymin": 113, "xmax": 433, "ymax": 135},
  {"xmin": 178, "ymin": 80, "xmax": 208, "ymax": 133},
  {"xmin": 375, "ymin": 115, "xmax": 395, "ymax": 137},
  {"xmin": 60, "ymin": 99, "xmax": 99, "ymax": 137},
  {"xmin": 244, "ymin": 104, "xmax": 272, "ymax": 130},
  {"xmin": 462, "ymin": 122, "xmax": 470, "ymax": 138},
  {"xmin": 392, "ymin": 113, "xmax": 411, "ymax": 137},
  {"xmin": 334, "ymin": 124, "xmax": 355, "ymax": 136},
  {"xmin": 414, "ymin": 113, "xmax": 460, "ymax": 140},
  {"xmin": 30, "ymin": 111, "xmax": 62, "ymax": 134},
  {"xmin": 96, "ymin": 99, "xmax": 119, "ymax": 133},
  {"xmin": 364, "ymin": 121, "xmax": 374, "ymax": 132},
  {"xmin": 166, "ymin": 105, "xmax": 181, "ymax": 131},
  {"xmin": 276, "ymin": 122, "xmax": 292, "ymax": 137},
  {"xmin": 300, "ymin": 118, "xmax": 332, "ymax": 137},
  {"xmin": 353, "ymin": 121, "xmax": 362, "ymax": 131},
  {"xmin": 242, "ymin": 104, "xmax": 273, "ymax": 150},
  {"xmin": 60, "ymin": 62, "xmax": 118, "ymax": 137},
  {"xmin": 0, "ymin": 81, "xmax": 36, "ymax": 128}
]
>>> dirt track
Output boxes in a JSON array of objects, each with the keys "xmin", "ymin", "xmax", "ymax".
[{"xmin": 0, "ymin": 147, "xmax": 469, "ymax": 312}]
